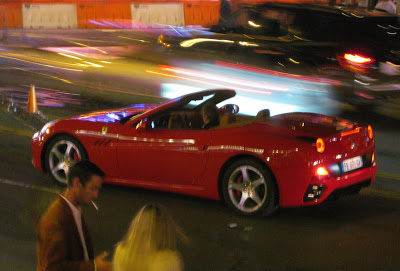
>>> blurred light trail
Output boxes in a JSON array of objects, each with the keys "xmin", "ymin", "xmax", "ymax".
[
  {"xmin": 180, "ymin": 38, "xmax": 234, "ymax": 48},
  {"xmin": 88, "ymin": 20, "xmax": 107, "ymax": 27},
  {"xmin": 118, "ymin": 36, "xmax": 149, "ymax": 43},
  {"xmin": 146, "ymin": 68, "xmax": 274, "ymax": 95},
  {"xmin": 57, "ymin": 53, "xmax": 82, "ymax": 60},
  {"xmin": 158, "ymin": 65, "xmax": 288, "ymax": 92},
  {"xmin": 41, "ymin": 46, "xmax": 142, "ymax": 59},
  {"xmin": 0, "ymin": 52, "xmax": 83, "ymax": 72},
  {"xmin": 56, "ymin": 48, "xmax": 87, "ymax": 57},
  {"xmin": 83, "ymin": 61, "xmax": 103, "ymax": 68},
  {"xmin": 65, "ymin": 40, "xmax": 108, "ymax": 54},
  {"xmin": 215, "ymin": 61, "xmax": 342, "ymax": 86},
  {"xmin": 165, "ymin": 25, "xmax": 186, "ymax": 37},
  {"xmin": 102, "ymin": 20, "xmax": 125, "ymax": 29}
]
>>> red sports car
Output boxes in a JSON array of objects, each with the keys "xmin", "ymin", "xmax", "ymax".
[{"xmin": 31, "ymin": 89, "xmax": 377, "ymax": 216}]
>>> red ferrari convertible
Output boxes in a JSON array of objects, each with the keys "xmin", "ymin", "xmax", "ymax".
[{"xmin": 31, "ymin": 89, "xmax": 377, "ymax": 216}]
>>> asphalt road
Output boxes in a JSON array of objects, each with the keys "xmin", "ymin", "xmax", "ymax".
[
  {"xmin": 0, "ymin": 123, "xmax": 400, "ymax": 271},
  {"xmin": 1, "ymin": 77, "xmax": 400, "ymax": 271}
]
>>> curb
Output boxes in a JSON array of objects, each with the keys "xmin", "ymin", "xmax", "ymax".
[{"xmin": 0, "ymin": 93, "xmax": 48, "ymax": 131}]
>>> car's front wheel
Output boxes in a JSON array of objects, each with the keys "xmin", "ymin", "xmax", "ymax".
[
  {"xmin": 44, "ymin": 135, "xmax": 88, "ymax": 185},
  {"xmin": 222, "ymin": 158, "xmax": 278, "ymax": 216}
]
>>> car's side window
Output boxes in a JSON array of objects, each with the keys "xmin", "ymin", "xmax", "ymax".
[
  {"xmin": 226, "ymin": 9, "xmax": 290, "ymax": 37},
  {"xmin": 149, "ymin": 111, "xmax": 203, "ymax": 130},
  {"xmin": 260, "ymin": 8, "xmax": 295, "ymax": 37}
]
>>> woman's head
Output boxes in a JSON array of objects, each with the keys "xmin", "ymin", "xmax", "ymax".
[
  {"xmin": 113, "ymin": 203, "xmax": 185, "ymax": 271},
  {"xmin": 128, "ymin": 203, "xmax": 178, "ymax": 250}
]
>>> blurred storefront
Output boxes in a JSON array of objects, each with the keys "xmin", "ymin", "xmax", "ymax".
[{"xmin": 0, "ymin": 0, "xmax": 377, "ymax": 29}]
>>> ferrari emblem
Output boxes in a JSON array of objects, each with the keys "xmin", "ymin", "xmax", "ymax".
[{"xmin": 102, "ymin": 126, "xmax": 108, "ymax": 135}]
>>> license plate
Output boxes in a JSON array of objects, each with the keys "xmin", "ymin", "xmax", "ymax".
[
  {"xmin": 380, "ymin": 62, "xmax": 400, "ymax": 76},
  {"xmin": 342, "ymin": 156, "xmax": 363, "ymax": 172}
]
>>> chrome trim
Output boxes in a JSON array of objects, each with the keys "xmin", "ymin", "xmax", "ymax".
[
  {"xmin": 75, "ymin": 130, "xmax": 119, "ymax": 138},
  {"xmin": 119, "ymin": 135, "xmax": 195, "ymax": 144},
  {"xmin": 75, "ymin": 130, "xmax": 195, "ymax": 144},
  {"xmin": 209, "ymin": 145, "xmax": 264, "ymax": 154}
]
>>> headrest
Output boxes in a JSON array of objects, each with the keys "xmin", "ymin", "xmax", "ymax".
[{"xmin": 256, "ymin": 109, "xmax": 270, "ymax": 120}]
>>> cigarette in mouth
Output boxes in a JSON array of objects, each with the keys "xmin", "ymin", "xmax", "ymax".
[{"xmin": 91, "ymin": 200, "xmax": 99, "ymax": 211}]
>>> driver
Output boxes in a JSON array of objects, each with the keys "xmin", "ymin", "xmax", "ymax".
[{"xmin": 201, "ymin": 102, "xmax": 220, "ymax": 129}]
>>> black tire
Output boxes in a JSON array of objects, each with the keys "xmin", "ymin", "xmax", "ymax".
[
  {"xmin": 222, "ymin": 158, "xmax": 278, "ymax": 216},
  {"xmin": 44, "ymin": 135, "xmax": 88, "ymax": 185}
]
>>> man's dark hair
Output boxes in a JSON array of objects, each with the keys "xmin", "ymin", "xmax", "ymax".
[{"xmin": 67, "ymin": 160, "xmax": 105, "ymax": 187}]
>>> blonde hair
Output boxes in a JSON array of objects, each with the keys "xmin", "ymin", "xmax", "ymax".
[{"xmin": 113, "ymin": 203, "xmax": 186, "ymax": 271}]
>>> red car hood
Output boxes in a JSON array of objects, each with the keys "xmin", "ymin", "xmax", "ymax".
[{"xmin": 265, "ymin": 112, "xmax": 360, "ymax": 138}]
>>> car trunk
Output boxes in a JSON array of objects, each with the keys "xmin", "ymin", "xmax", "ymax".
[{"xmin": 267, "ymin": 112, "xmax": 360, "ymax": 138}]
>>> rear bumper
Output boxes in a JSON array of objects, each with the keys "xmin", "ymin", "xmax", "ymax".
[{"xmin": 301, "ymin": 162, "xmax": 377, "ymax": 206}]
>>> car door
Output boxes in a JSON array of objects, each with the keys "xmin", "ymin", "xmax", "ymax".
[{"xmin": 116, "ymin": 118, "xmax": 212, "ymax": 185}]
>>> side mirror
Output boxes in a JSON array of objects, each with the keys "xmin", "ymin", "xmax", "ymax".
[
  {"xmin": 135, "ymin": 118, "xmax": 148, "ymax": 131},
  {"xmin": 219, "ymin": 104, "xmax": 239, "ymax": 114}
]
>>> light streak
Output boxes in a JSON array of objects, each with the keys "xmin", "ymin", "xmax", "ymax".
[
  {"xmin": 118, "ymin": 36, "xmax": 148, "ymax": 43},
  {"xmin": 0, "ymin": 54, "xmax": 83, "ymax": 72},
  {"xmin": 248, "ymin": 20, "xmax": 261, "ymax": 27},
  {"xmin": 158, "ymin": 65, "xmax": 287, "ymax": 92},
  {"xmin": 58, "ymin": 53, "xmax": 82, "ymax": 60},
  {"xmin": 146, "ymin": 69, "xmax": 273, "ymax": 95},
  {"xmin": 54, "ymin": 48, "xmax": 87, "ymax": 57},
  {"xmin": 215, "ymin": 61, "xmax": 342, "ymax": 86},
  {"xmin": 180, "ymin": 38, "xmax": 234, "ymax": 48},
  {"xmin": 66, "ymin": 40, "xmax": 108, "ymax": 54},
  {"xmin": 102, "ymin": 20, "xmax": 124, "ymax": 29},
  {"xmin": 83, "ymin": 61, "xmax": 103, "ymax": 68}
]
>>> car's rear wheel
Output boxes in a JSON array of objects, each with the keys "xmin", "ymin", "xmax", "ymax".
[
  {"xmin": 222, "ymin": 158, "xmax": 278, "ymax": 216},
  {"xmin": 44, "ymin": 135, "xmax": 88, "ymax": 185}
]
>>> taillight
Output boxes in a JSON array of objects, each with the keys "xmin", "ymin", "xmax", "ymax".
[
  {"xmin": 371, "ymin": 152, "xmax": 375, "ymax": 164},
  {"xmin": 367, "ymin": 125, "xmax": 373, "ymax": 139},
  {"xmin": 344, "ymin": 53, "xmax": 374, "ymax": 64},
  {"xmin": 316, "ymin": 166, "xmax": 329, "ymax": 176},
  {"xmin": 311, "ymin": 166, "xmax": 329, "ymax": 181},
  {"xmin": 316, "ymin": 138, "xmax": 325, "ymax": 153},
  {"xmin": 337, "ymin": 53, "xmax": 375, "ymax": 73},
  {"xmin": 341, "ymin": 127, "xmax": 361, "ymax": 137}
]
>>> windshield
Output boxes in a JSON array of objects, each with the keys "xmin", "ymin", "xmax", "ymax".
[{"xmin": 120, "ymin": 112, "xmax": 144, "ymax": 124}]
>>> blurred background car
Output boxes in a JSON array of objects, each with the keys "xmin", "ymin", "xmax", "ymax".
[{"xmin": 157, "ymin": 2, "xmax": 400, "ymax": 109}]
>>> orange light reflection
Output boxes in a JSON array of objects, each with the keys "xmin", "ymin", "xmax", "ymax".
[{"xmin": 340, "ymin": 127, "xmax": 361, "ymax": 137}]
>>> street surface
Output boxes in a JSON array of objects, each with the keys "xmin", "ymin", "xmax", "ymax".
[
  {"xmin": 1, "ymin": 29, "xmax": 400, "ymax": 270},
  {"xmin": 1, "ymin": 124, "xmax": 400, "ymax": 270}
]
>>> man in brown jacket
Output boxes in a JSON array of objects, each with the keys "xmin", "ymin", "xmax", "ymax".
[{"xmin": 37, "ymin": 160, "xmax": 112, "ymax": 271}]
